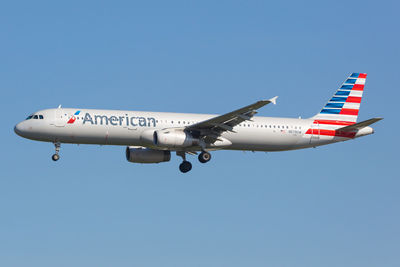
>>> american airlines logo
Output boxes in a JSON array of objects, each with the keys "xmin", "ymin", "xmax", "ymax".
[
  {"xmin": 82, "ymin": 112, "xmax": 157, "ymax": 127},
  {"xmin": 67, "ymin": 111, "xmax": 81, "ymax": 124}
]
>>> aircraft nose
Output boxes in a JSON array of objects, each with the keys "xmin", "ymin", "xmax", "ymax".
[{"xmin": 14, "ymin": 122, "xmax": 25, "ymax": 136}]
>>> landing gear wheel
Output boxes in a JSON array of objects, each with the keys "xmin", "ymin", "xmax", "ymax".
[
  {"xmin": 179, "ymin": 161, "xmax": 192, "ymax": 173},
  {"xmin": 52, "ymin": 154, "xmax": 60, "ymax": 161},
  {"xmin": 52, "ymin": 142, "xmax": 61, "ymax": 162},
  {"xmin": 198, "ymin": 151, "xmax": 211, "ymax": 163}
]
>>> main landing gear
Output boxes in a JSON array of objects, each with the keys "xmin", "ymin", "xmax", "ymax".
[
  {"xmin": 52, "ymin": 142, "xmax": 61, "ymax": 161},
  {"xmin": 179, "ymin": 160, "xmax": 192, "ymax": 173},
  {"xmin": 177, "ymin": 151, "xmax": 192, "ymax": 173},
  {"xmin": 198, "ymin": 151, "xmax": 211, "ymax": 163},
  {"xmin": 177, "ymin": 151, "xmax": 212, "ymax": 173}
]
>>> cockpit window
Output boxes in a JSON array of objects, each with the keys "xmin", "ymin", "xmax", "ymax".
[{"xmin": 25, "ymin": 114, "xmax": 44, "ymax": 120}]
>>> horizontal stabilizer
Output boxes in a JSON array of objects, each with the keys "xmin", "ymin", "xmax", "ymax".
[{"xmin": 337, "ymin": 117, "xmax": 383, "ymax": 132}]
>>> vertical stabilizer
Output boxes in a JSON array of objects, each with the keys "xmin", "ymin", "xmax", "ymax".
[{"xmin": 313, "ymin": 73, "xmax": 367, "ymax": 123}]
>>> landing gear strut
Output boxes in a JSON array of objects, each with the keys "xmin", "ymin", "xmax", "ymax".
[
  {"xmin": 177, "ymin": 151, "xmax": 192, "ymax": 173},
  {"xmin": 198, "ymin": 151, "xmax": 211, "ymax": 163},
  {"xmin": 52, "ymin": 142, "xmax": 61, "ymax": 161}
]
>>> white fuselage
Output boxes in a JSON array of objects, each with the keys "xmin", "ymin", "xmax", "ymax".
[{"xmin": 14, "ymin": 108, "xmax": 369, "ymax": 152}]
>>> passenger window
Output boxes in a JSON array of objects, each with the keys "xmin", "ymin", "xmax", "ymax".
[
  {"xmin": 39, "ymin": 115, "xmax": 44, "ymax": 119},
  {"xmin": 33, "ymin": 115, "xmax": 38, "ymax": 119}
]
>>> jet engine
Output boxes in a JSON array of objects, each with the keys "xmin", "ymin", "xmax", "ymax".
[
  {"xmin": 125, "ymin": 147, "xmax": 171, "ymax": 163},
  {"xmin": 153, "ymin": 129, "xmax": 199, "ymax": 148}
]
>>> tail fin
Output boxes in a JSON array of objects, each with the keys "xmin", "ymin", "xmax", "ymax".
[{"xmin": 313, "ymin": 73, "xmax": 367, "ymax": 123}]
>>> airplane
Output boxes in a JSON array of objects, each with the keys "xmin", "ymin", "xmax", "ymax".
[{"xmin": 14, "ymin": 73, "xmax": 382, "ymax": 173}]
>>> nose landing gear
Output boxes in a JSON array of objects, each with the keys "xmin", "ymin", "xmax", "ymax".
[
  {"xmin": 52, "ymin": 142, "xmax": 61, "ymax": 161},
  {"xmin": 52, "ymin": 154, "xmax": 60, "ymax": 161}
]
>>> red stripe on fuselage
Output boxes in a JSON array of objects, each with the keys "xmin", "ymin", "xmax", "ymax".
[
  {"xmin": 305, "ymin": 129, "xmax": 356, "ymax": 138},
  {"xmin": 313, "ymin": 120, "xmax": 355, "ymax": 126}
]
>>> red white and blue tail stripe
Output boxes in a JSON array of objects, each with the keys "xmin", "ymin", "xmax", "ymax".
[
  {"xmin": 313, "ymin": 73, "xmax": 366, "ymax": 123},
  {"xmin": 306, "ymin": 73, "xmax": 367, "ymax": 138}
]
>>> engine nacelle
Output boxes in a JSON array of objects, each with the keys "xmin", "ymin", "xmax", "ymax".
[
  {"xmin": 153, "ymin": 129, "xmax": 199, "ymax": 148},
  {"xmin": 125, "ymin": 147, "xmax": 171, "ymax": 163}
]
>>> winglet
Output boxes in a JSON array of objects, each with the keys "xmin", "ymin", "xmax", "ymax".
[{"xmin": 269, "ymin": 96, "xmax": 278, "ymax": 105}]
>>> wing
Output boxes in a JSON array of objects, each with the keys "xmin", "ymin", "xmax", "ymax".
[{"xmin": 186, "ymin": 96, "xmax": 278, "ymax": 143}]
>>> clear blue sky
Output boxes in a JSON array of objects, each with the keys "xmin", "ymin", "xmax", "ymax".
[{"xmin": 1, "ymin": 0, "xmax": 398, "ymax": 266}]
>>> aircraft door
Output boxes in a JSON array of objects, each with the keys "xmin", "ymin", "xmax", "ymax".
[
  {"xmin": 310, "ymin": 122, "xmax": 320, "ymax": 144},
  {"xmin": 54, "ymin": 108, "xmax": 66, "ymax": 127}
]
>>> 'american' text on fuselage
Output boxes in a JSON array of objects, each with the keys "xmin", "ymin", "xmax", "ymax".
[{"xmin": 82, "ymin": 113, "xmax": 157, "ymax": 127}]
